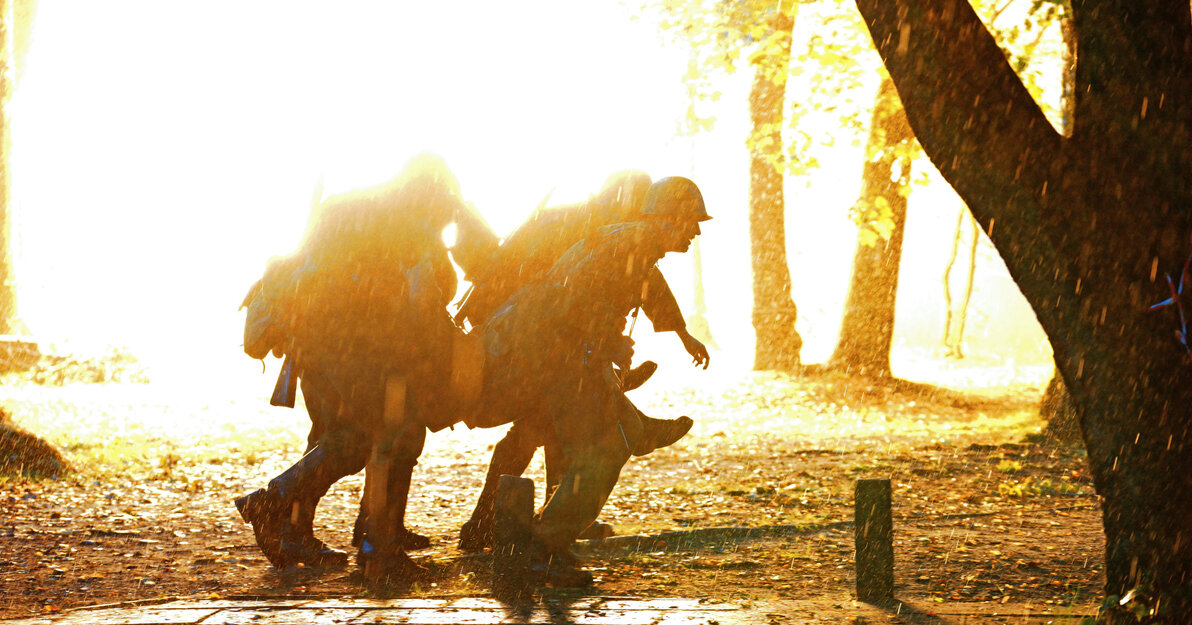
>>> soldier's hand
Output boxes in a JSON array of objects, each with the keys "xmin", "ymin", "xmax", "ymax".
[
  {"xmin": 678, "ymin": 329, "xmax": 710, "ymax": 369},
  {"xmin": 608, "ymin": 335, "xmax": 635, "ymax": 369}
]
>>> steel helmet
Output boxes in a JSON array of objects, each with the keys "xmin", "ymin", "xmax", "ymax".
[
  {"xmin": 641, "ymin": 176, "xmax": 711, "ymax": 221},
  {"xmin": 591, "ymin": 170, "xmax": 653, "ymax": 212}
]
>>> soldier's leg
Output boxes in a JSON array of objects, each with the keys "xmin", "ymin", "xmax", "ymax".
[
  {"xmin": 538, "ymin": 393, "xmax": 688, "ymax": 543},
  {"xmin": 459, "ymin": 418, "xmax": 545, "ymax": 552},
  {"xmin": 632, "ymin": 405, "xmax": 694, "ymax": 457},
  {"xmin": 526, "ymin": 379, "xmax": 641, "ymax": 586},
  {"xmin": 534, "ymin": 427, "xmax": 630, "ymax": 546},
  {"xmin": 302, "ymin": 373, "xmax": 329, "ymax": 455},
  {"xmin": 530, "ymin": 425, "xmax": 630, "ymax": 586},
  {"xmin": 542, "ymin": 440, "xmax": 615, "ymax": 541},
  {"xmin": 235, "ymin": 422, "xmax": 369, "ymax": 569},
  {"xmin": 271, "ymin": 373, "xmax": 348, "ymax": 566},
  {"xmin": 358, "ymin": 391, "xmax": 429, "ymax": 582}
]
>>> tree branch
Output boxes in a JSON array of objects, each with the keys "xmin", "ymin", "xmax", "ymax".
[
  {"xmin": 854, "ymin": 0, "xmax": 1063, "ymax": 211},
  {"xmin": 853, "ymin": 0, "xmax": 1077, "ymax": 355}
]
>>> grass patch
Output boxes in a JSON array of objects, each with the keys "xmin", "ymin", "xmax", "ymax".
[{"xmin": 0, "ymin": 380, "xmax": 306, "ymax": 481}]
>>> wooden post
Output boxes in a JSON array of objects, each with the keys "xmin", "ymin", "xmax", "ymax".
[
  {"xmin": 855, "ymin": 478, "xmax": 893, "ymax": 602},
  {"xmin": 493, "ymin": 475, "xmax": 534, "ymax": 556}
]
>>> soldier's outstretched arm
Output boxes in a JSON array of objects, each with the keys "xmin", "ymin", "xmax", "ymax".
[
  {"xmin": 640, "ymin": 267, "xmax": 684, "ymax": 332},
  {"xmin": 640, "ymin": 267, "xmax": 709, "ymax": 369},
  {"xmin": 676, "ymin": 326, "xmax": 709, "ymax": 369}
]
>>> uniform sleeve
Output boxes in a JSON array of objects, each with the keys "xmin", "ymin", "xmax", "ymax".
[{"xmin": 641, "ymin": 266, "xmax": 687, "ymax": 333}]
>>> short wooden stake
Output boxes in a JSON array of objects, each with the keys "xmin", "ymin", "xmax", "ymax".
[{"xmin": 855, "ymin": 478, "xmax": 894, "ymax": 602}]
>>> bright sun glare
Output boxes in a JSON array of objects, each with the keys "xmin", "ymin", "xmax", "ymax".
[
  {"xmin": 7, "ymin": 2, "xmax": 1054, "ymax": 386},
  {"xmin": 8, "ymin": 2, "xmax": 728, "ymax": 380}
]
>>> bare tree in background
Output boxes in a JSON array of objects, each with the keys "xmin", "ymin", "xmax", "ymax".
[
  {"xmin": 826, "ymin": 77, "xmax": 914, "ymax": 377},
  {"xmin": 0, "ymin": 0, "xmax": 37, "ymax": 336},
  {"xmin": 0, "ymin": 0, "xmax": 17, "ymax": 335},
  {"xmin": 941, "ymin": 205, "xmax": 978, "ymax": 359},
  {"xmin": 747, "ymin": 5, "xmax": 803, "ymax": 371},
  {"xmin": 685, "ymin": 237, "xmax": 718, "ymax": 349}
]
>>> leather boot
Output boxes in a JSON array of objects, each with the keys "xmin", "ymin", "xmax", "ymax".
[
  {"xmin": 354, "ymin": 505, "xmax": 431, "ymax": 551},
  {"xmin": 280, "ymin": 497, "xmax": 349, "ymax": 567},
  {"xmin": 237, "ymin": 444, "xmax": 358, "ymax": 569},
  {"xmin": 615, "ymin": 360, "xmax": 658, "ymax": 392},
  {"xmin": 457, "ymin": 517, "xmax": 492, "ymax": 553},
  {"xmin": 234, "ymin": 488, "xmax": 287, "ymax": 568},
  {"xmin": 632, "ymin": 415, "xmax": 694, "ymax": 456},
  {"xmin": 458, "ymin": 423, "xmax": 539, "ymax": 553}
]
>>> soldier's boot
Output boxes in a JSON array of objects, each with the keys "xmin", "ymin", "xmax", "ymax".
[
  {"xmin": 615, "ymin": 360, "xmax": 658, "ymax": 392},
  {"xmin": 236, "ymin": 444, "xmax": 360, "ymax": 569},
  {"xmin": 632, "ymin": 414, "xmax": 694, "ymax": 457},
  {"xmin": 234, "ymin": 488, "xmax": 285, "ymax": 567},
  {"xmin": 459, "ymin": 425, "xmax": 539, "ymax": 553},
  {"xmin": 457, "ymin": 518, "xmax": 491, "ymax": 554},
  {"xmin": 280, "ymin": 497, "xmax": 349, "ymax": 567},
  {"xmin": 353, "ymin": 503, "xmax": 431, "ymax": 551},
  {"xmin": 358, "ymin": 459, "xmax": 427, "ymax": 584}
]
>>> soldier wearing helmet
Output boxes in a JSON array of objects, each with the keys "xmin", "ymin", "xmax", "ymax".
[
  {"xmin": 235, "ymin": 153, "xmax": 466, "ymax": 578},
  {"xmin": 454, "ymin": 173, "xmax": 711, "ymax": 553},
  {"xmin": 453, "ymin": 176, "xmax": 711, "ymax": 586}
]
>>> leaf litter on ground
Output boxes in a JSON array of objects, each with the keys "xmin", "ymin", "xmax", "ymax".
[{"xmin": 0, "ymin": 359, "xmax": 1102, "ymax": 619}]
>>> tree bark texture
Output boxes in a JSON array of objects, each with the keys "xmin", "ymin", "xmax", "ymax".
[
  {"xmin": 856, "ymin": 0, "xmax": 1192, "ymax": 618},
  {"xmin": 748, "ymin": 8, "xmax": 803, "ymax": 371},
  {"xmin": 828, "ymin": 77, "xmax": 913, "ymax": 377},
  {"xmin": 1040, "ymin": 369, "xmax": 1080, "ymax": 442}
]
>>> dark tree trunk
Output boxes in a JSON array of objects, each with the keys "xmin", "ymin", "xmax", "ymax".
[
  {"xmin": 856, "ymin": 0, "xmax": 1192, "ymax": 619},
  {"xmin": 827, "ymin": 77, "xmax": 913, "ymax": 377},
  {"xmin": 748, "ymin": 8, "xmax": 802, "ymax": 371},
  {"xmin": 1040, "ymin": 370, "xmax": 1081, "ymax": 442}
]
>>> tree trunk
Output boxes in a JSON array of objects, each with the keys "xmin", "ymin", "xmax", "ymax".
[
  {"xmin": 856, "ymin": 0, "xmax": 1192, "ymax": 618},
  {"xmin": 1040, "ymin": 370, "xmax": 1080, "ymax": 442},
  {"xmin": 748, "ymin": 7, "xmax": 802, "ymax": 371},
  {"xmin": 0, "ymin": 0, "xmax": 15, "ymax": 334},
  {"xmin": 827, "ymin": 77, "xmax": 913, "ymax": 377},
  {"xmin": 685, "ymin": 237, "xmax": 718, "ymax": 350}
]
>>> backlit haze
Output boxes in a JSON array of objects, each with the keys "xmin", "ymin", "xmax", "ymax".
[{"xmin": 8, "ymin": 1, "xmax": 1053, "ymax": 389}]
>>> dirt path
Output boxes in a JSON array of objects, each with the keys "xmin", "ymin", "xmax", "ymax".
[{"xmin": 0, "ymin": 368, "xmax": 1103, "ymax": 620}]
